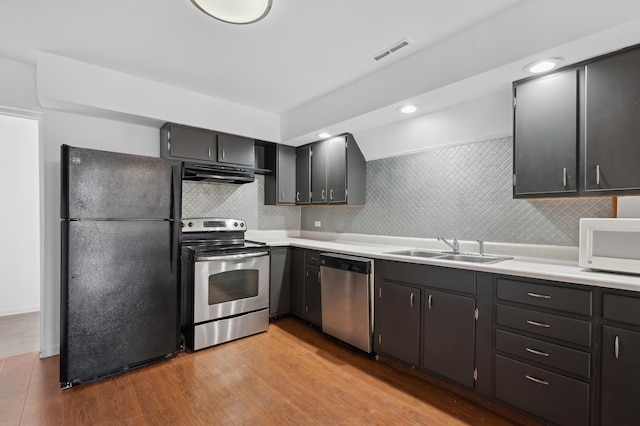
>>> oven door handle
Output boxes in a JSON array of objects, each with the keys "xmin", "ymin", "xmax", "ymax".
[{"xmin": 196, "ymin": 251, "xmax": 270, "ymax": 262}]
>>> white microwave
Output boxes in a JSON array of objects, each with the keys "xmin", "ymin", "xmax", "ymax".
[{"xmin": 579, "ymin": 218, "xmax": 640, "ymax": 275}]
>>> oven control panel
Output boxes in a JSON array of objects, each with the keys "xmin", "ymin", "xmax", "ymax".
[{"xmin": 181, "ymin": 218, "xmax": 246, "ymax": 232}]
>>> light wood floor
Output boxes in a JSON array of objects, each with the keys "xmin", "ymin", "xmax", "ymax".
[
  {"xmin": 0, "ymin": 317, "xmax": 534, "ymax": 425},
  {"xmin": 0, "ymin": 312, "xmax": 39, "ymax": 360}
]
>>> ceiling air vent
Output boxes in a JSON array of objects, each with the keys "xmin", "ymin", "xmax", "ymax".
[{"xmin": 372, "ymin": 38, "xmax": 413, "ymax": 62}]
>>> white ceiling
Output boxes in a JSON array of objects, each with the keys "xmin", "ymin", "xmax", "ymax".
[{"xmin": 2, "ymin": 0, "xmax": 640, "ymax": 151}]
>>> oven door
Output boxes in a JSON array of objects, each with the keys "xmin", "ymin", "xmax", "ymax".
[{"xmin": 193, "ymin": 250, "xmax": 269, "ymax": 324}]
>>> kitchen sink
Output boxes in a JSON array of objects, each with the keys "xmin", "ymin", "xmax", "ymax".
[
  {"xmin": 436, "ymin": 254, "xmax": 512, "ymax": 264},
  {"xmin": 386, "ymin": 249, "xmax": 447, "ymax": 258},
  {"xmin": 385, "ymin": 249, "xmax": 512, "ymax": 264}
]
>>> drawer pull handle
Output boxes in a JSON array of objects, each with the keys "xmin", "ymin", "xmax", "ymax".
[
  {"xmin": 525, "ymin": 347, "xmax": 550, "ymax": 357},
  {"xmin": 615, "ymin": 335, "xmax": 619, "ymax": 359},
  {"xmin": 526, "ymin": 320, "xmax": 551, "ymax": 328},
  {"xmin": 527, "ymin": 292, "xmax": 551, "ymax": 299},
  {"xmin": 525, "ymin": 375, "xmax": 549, "ymax": 386}
]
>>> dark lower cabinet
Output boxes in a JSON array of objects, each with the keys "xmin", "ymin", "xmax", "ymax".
[
  {"xmin": 422, "ymin": 289, "xmax": 476, "ymax": 388},
  {"xmin": 375, "ymin": 280, "xmax": 421, "ymax": 366},
  {"xmin": 600, "ymin": 326, "xmax": 640, "ymax": 425},
  {"xmin": 304, "ymin": 264, "xmax": 322, "ymax": 326},
  {"xmin": 495, "ymin": 355, "xmax": 590, "ymax": 426},
  {"xmin": 289, "ymin": 248, "xmax": 322, "ymax": 327},
  {"xmin": 289, "ymin": 248, "xmax": 305, "ymax": 316},
  {"xmin": 269, "ymin": 248, "xmax": 291, "ymax": 318}
]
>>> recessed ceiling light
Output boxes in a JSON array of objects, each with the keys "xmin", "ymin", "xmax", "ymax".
[
  {"xmin": 317, "ymin": 132, "xmax": 331, "ymax": 139},
  {"xmin": 191, "ymin": 0, "xmax": 272, "ymax": 24},
  {"xmin": 525, "ymin": 58, "xmax": 562, "ymax": 74},
  {"xmin": 397, "ymin": 105, "xmax": 420, "ymax": 114}
]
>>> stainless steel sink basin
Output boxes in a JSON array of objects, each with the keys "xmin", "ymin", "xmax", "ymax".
[
  {"xmin": 385, "ymin": 249, "xmax": 512, "ymax": 264},
  {"xmin": 436, "ymin": 254, "xmax": 512, "ymax": 264},
  {"xmin": 386, "ymin": 249, "xmax": 446, "ymax": 258}
]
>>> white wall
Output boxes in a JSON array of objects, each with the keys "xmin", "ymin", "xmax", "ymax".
[
  {"xmin": 354, "ymin": 89, "xmax": 512, "ymax": 161},
  {"xmin": 0, "ymin": 114, "xmax": 40, "ymax": 316}
]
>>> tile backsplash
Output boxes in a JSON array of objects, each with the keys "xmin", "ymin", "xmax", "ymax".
[
  {"xmin": 182, "ymin": 174, "xmax": 301, "ymax": 230},
  {"xmin": 300, "ymin": 136, "xmax": 611, "ymax": 246}
]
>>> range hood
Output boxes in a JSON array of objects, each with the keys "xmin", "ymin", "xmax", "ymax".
[{"xmin": 182, "ymin": 162, "xmax": 255, "ymax": 184}]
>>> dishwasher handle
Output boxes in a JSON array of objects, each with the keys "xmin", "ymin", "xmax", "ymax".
[{"xmin": 319, "ymin": 253, "xmax": 372, "ymax": 274}]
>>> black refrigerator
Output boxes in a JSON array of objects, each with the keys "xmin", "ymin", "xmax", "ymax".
[{"xmin": 60, "ymin": 145, "xmax": 181, "ymax": 388}]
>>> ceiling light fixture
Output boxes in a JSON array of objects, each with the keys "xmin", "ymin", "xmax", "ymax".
[
  {"xmin": 397, "ymin": 104, "xmax": 420, "ymax": 114},
  {"xmin": 526, "ymin": 58, "xmax": 562, "ymax": 74},
  {"xmin": 191, "ymin": 0, "xmax": 272, "ymax": 24},
  {"xmin": 317, "ymin": 132, "xmax": 331, "ymax": 139}
]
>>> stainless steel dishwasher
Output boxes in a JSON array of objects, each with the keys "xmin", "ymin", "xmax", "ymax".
[{"xmin": 320, "ymin": 253, "xmax": 373, "ymax": 353}]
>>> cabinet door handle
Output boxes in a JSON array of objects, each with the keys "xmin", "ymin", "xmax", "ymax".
[
  {"xmin": 208, "ymin": 146, "xmax": 211, "ymax": 158},
  {"xmin": 562, "ymin": 167, "xmax": 567, "ymax": 188},
  {"xmin": 321, "ymin": 189, "xmax": 325, "ymax": 200},
  {"xmin": 596, "ymin": 164, "xmax": 600, "ymax": 185},
  {"xmin": 525, "ymin": 375, "xmax": 549, "ymax": 386},
  {"xmin": 222, "ymin": 149, "xmax": 226, "ymax": 159},
  {"xmin": 330, "ymin": 189, "xmax": 334, "ymax": 200},
  {"xmin": 527, "ymin": 292, "xmax": 551, "ymax": 299},
  {"xmin": 428, "ymin": 294, "xmax": 433, "ymax": 310},
  {"xmin": 410, "ymin": 293, "xmax": 414, "ymax": 308},
  {"xmin": 526, "ymin": 320, "xmax": 550, "ymax": 328},
  {"xmin": 615, "ymin": 335, "xmax": 619, "ymax": 359},
  {"xmin": 281, "ymin": 191, "xmax": 284, "ymax": 201},
  {"xmin": 296, "ymin": 192, "xmax": 300, "ymax": 202},
  {"xmin": 317, "ymin": 271, "xmax": 320, "ymax": 281},
  {"xmin": 525, "ymin": 347, "xmax": 550, "ymax": 357}
]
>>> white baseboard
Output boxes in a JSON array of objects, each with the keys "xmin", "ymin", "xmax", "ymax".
[
  {"xmin": 0, "ymin": 305, "xmax": 40, "ymax": 317},
  {"xmin": 40, "ymin": 345, "xmax": 60, "ymax": 358}
]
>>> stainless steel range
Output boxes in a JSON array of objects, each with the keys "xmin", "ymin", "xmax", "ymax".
[{"xmin": 180, "ymin": 218, "xmax": 270, "ymax": 350}]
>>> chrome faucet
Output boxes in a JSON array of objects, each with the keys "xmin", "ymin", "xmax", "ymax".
[
  {"xmin": 438, "ymin": 237, "xmax": 459, "ymax": 254},
  {"xmin": 477, "ymin": 239, "xmax": 484, "ymax": 256}
]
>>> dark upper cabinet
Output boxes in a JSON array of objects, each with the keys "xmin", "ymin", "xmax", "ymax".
[
  {"xmin": 161, "ymin": 123, "xmax": 216, "ymax": 161},
  {"xmin": 513, "ymin": 69, "xmax": 578, "ymax": 197},
  {"xmin": 327, "ymin": 136, "xmax": 347, "ymax": 203},
  {"xmin": 295, "ymin": 145, "xmax": 311, "ymax": 204},
  {"xmin": 422, "ymin": 288, "xmax": 476, "ymax": 388},
  {"xmin": 600, "ymin": 325, "xmax": 640, "ymax": 425},
  {"xmin": 264, "ymin": 144, "xmax": 296, "ymax": 205},
  {"xmin": 310, "ymin": 134, "xmax": 366, "ymax": 205},
  {"xmin": 311, "ymin": 140, "xmax": 328, "ymax": 204},
  {"xmin": 217, "ymin": 133, "xmax": 255, "ymax": 167},
  {"xmin": 584, "ymin": 48, "xmax": 640, "ymax": 193},
  {"xmin": 512, "ymin": 43, "xmax": 640, "ymax": 198},
  {"xmin": 375, "ymin": 279, "xmax": 421, "ymax": 366},
  {"xmin": 160, "ymin": 123, "xmax": 255, "ymax": 167}
]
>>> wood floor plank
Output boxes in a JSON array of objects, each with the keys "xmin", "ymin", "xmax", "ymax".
[
  {"xmin": 7, "ymin": 317, "xmax": 534, "ymax": 425},
  {"xmin": 0, "ymin": 353, "xmax": 37, "ymax": 400},
  {"xmin": 0, "ymin": 393, "xmax": 26, "ymax": 426}
]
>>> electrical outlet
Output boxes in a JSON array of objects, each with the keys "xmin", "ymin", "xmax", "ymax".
[{"xmin": 314, "ymin": 221, "xmax": 321, "ymax": 228}]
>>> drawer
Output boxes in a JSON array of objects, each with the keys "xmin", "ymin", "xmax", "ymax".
[
  {"xmin": 306, "ymin": 250, "xmax": 322, "ymax": 266},
  {"xmin": 495, "ymin": 329, "xmax": 591, "ymax": 378},
  {"xmin": 496, "ymin": 304, "xmax": 592, "ymax": 347},
  {"xmin": 496, "ymin": 278, "xmax": 592, "ymax": 316},
  {"xmin": 495, "ymin": 355, "xmax": 589, "ymax": 426},
  {"xmin": 603, "ymin": 293, "xmax": 640, "ymax": 326}
]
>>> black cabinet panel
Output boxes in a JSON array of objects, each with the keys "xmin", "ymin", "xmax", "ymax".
[
  {"xmin": 295, "ymin": 145, "xmax": 311, "ymax": 204},
  {"xmin": 376, "ymin": 280, "xmax": 421, "ymax": 366},
  {"xmin": 311, "ymin": 140, "xmax": 328, "ymax": 204},
  {"xmin": 514, "ymin": 69, "xmax": 578, "ymax": 197},
  {"xmin": 217, "ymin": 133, "xmax": 255, "ymax": 166},
  {"xmin": 327, "ymin": 136, "xmax": 347, "ymax": 203},
  {"xmin": 269, "ymin": 248, "xmax": 291, "ymax": 317},
  {"xmin": 495, "ymin": 355, "xmax": 590, "ymax": 426},
  {"xmin": 600, "ymin": 325, "xmax": 640, "ymax": 425},
  {"xmin": 264, "ymin": 144, "xmax": 296, "ymax": 205},
  {"xmin": 422, "ymin": 289, "xmax": 476, "ymax": 388},
  {"xmin": 585, "ymin": 48, "xmax": 640, "ymax": 192},
  {"xmin": 290, "ymin": 248, "xmax": 305, "ymax": 316},
  {"xmin": 496, "ymin": 330, "xmax": 591, "ymax": 378},
  {"xmin": 602, "ymin": 293, "xmax": 640, "ymax": 327},
  {"xmin": 496, "ymin": 304, "xmax": 592, "ymax": 347},
  {"xmin": 305, "ymin": 264, "xmax": 322, "ymax": 326},
  {"xmin": 376, "ymin": 261, "xmax": 475, "ymax": 295},
  {"xmin": 496, "ymin": 278, "xmax": 592, "ymax": 315},
  {"xmin": 165, "ymin": 124, "xmax": 215, "ymax": 161}
]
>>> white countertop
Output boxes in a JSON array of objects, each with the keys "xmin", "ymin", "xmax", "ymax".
[{"xmin": 246, "ymin": 230, "xmax": 640, "ymax": 293}]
